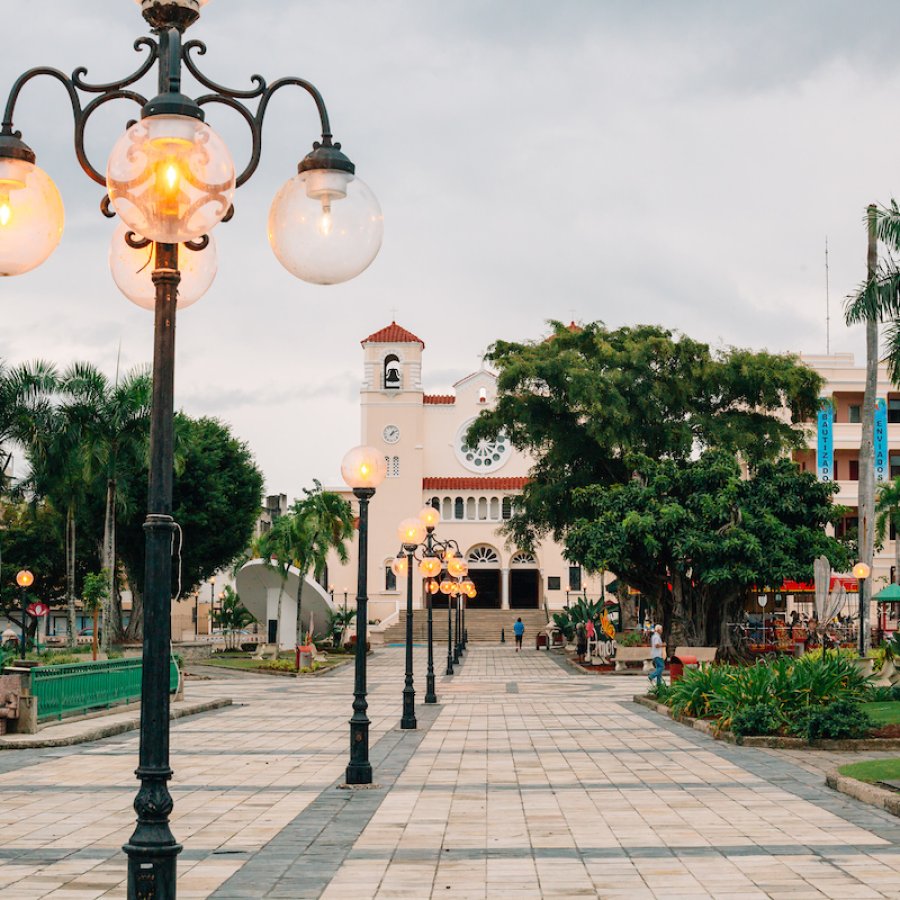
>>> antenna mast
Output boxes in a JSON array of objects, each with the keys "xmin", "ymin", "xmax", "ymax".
[{"xmin": 825, "ymin": 236, "xmax": 831, "ymax": 355}]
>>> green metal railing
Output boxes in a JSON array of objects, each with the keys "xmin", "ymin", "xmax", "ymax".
[{"xmin": 31, "ymin": 657, "xmax": 180, "ymax": 722}]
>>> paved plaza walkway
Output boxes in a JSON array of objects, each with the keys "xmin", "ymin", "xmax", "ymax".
[{"xmin": 0, "ymin": 646, "xmax": 898, "ymax": 899}]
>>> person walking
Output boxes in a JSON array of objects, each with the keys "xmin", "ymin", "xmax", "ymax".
[
  {"xmin": 649, "ymin": 623, "xmax": 665, "ymax": 687},
  {"xmin": 513, "ymin": 617, "xmax": 525, "ymax": 652}
]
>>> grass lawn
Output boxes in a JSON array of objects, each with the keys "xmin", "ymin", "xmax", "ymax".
[
  {"xmin": 838, "ymin": 758, "xmax": 900, "ymax": 784},
  {"xmin": 862, "ymin": 702, "xmax": 900, "ymax": 726},
  {"xmin": 202, "ymin": 652, "xmax": 349, "ymax": 674}
]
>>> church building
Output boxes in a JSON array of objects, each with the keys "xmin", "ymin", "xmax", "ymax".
[{"xmin": 326, "ymin": 322, "xmax": 601, "ymax": 625}]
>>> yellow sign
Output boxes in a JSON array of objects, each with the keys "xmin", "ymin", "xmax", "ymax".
[{"xmin": 600, "ymin": 610, "xmax": 615, "ymax": 639}]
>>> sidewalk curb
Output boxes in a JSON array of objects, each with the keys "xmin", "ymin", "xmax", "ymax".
[
  {"xmin": 0, "ymin": 698, "xmax": 232, "ymax": 750},
  {"xmin": 826, "ymin": 769, "xmax": 900, "ymax": 817}
]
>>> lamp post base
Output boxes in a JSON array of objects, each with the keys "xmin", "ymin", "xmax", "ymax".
[
  {"xmin": 124, "ymin": 840, "xmax": 181, "ymax": 900},
  {"xmin": 401, "ymin": 686, "xmax": 416, "ymax": 730},
  {"xmin": 345, "ymin": 761, "xmax": 373, "ymax": 785},
  {"xmin": 424, "ymin": 672, "xmax": 437, "ymax": 704}
]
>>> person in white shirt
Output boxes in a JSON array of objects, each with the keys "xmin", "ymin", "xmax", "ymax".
[{"xmin": 649, "ymin": 624, "xmax": 665, "ymax": 686}]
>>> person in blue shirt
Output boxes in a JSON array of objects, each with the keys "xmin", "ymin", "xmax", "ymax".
[{"xmin": 513, "ymin": 617, "xmax": 525, "ymax": 651}]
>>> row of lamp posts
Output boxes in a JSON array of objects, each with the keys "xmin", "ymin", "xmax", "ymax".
[{"xmin": 339, "ymin": 454, "xmax": 477, "ymax": 783}]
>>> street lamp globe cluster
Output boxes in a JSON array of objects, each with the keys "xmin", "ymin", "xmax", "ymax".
[{"xmin": 0, "ymin": 1, "xmax": 383, "ymax": 895}]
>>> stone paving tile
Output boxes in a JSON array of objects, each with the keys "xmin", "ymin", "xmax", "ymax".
[{"xmin": 0, "ymin": 645, "xmax": 899, "ymax": 897}]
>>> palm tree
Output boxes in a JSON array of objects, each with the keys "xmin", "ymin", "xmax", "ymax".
[
  {"xmin": 19, "ymin": 399, "xmax": 91, "ymax": 646},
  {"xmin": 211, "ymin": 586, "xmax": 255, "ymax": 649},
  {"xmin": 845, "ymin": 204, "xmax": 885, "ymax": 651},
  {"xmin": 61, "ymin": 362, "xmax": 151, "ymax": 649},
  {"xmin": 288, "ymin": 482, "xmax": 355, "ymax": 649},
  {"xmin": 0, "ymin": 359, "xmax": 58, "ymax": 490},
  {"xmin": 255, "ymin": 483, "xmax": 354, "ymax": 661},
  {"xmin": 875, "ymin": 478, "xmax": 900, "ymax": 587}
]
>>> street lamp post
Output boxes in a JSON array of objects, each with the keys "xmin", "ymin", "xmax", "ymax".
[
  {"xmin": 342, "ymin": 446, "xmax": 387, "ymax": 785},
  {"xmin": 0, "ymin": 2, "xmax": 382, "ymax": 893},
  {"xmin": 853, "ymin": 562, "xmax": 871, "ymax": 657},
  {"xmin": 15, "ymin": 569, "xmax": 33, "ymax": 660}
]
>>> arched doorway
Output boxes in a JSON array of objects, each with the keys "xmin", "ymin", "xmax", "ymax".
[
  {"xmin": 509, "ymin": 551, "xmax": 540, "ymax": 609},
  {"xmin": 465, "ymin": 545, "xmax": 502, "ymax": 609}
]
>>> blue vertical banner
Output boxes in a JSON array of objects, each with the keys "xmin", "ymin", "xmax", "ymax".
[
  {"xmin": 816, "ymin": 401, "xmax": 833, "ymax": 482},
  {"xmin": 874, "ymin": 397, "xmax": 888, "ymax": 483}
]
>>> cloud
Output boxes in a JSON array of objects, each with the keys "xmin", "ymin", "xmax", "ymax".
[{"xmin": 2, "ymin": 0, "xmax": 899, "ymax": 494}]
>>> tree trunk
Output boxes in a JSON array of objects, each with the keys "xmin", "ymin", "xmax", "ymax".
[
  {"xmin": 66, "ymin": 504, "xmax": 77, "ymax": 649},
  {"xmin": 295, "ymin": 572, "xmax": 304, "ymax": 665},
  {"xmin": 101, "ymin": 478, "xmax": 116, "ymax": 652},
  {"xmin": 125, "ymin": 584, "xmax": 143, "ymax": 642},
  {"xmin": 91, "ymin": 607, "xmax": 99, "ymax": 661},
  {"xmin": 859, "ymin": 204, "xmax": 879, "ymax": 654}
]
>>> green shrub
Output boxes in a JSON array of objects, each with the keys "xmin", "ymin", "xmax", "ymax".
[
  {"xmin": 261, "ymin": 658, "xmax": 296, "ymax": 672},
  {"xmin": 616, "ymin": 631, "xmax": 645, "ymax": 647},
  {"xmin": 730, "ymin": 703, "xmax": 784, "ymax": 737},
  {"xmin": 662, "ymin": 654, "xmax": 872, "ymax": 733},
  {"xmin": 868, "ymin": 684, "xmax": 900, "ymax": 703},
  {"xmin": 789, "ymin": 699, "xmax": 874, "ymax": 742}
]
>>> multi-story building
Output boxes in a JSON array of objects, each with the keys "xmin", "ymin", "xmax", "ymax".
[
  {"xmin": 793, "ymin": 352, "xmax": 900, "ymax": 631},
  {"xmin": 324, "ymin": 322, "xmax": 602, "ymax": 625}
]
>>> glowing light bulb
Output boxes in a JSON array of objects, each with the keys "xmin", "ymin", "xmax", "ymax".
[
  {"xmin": 318, "ymin": 200, "xmax": 333, "ymax": 236},
  {"xmin": 164, "ymin": 163, "xmax": 179, "ymax": 191},
  {"xmin": 0, "ymin": 194, "xmax": 11, "ymax": 227}
]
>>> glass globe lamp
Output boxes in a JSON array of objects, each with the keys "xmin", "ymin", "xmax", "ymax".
[
  {"xmin": 397, "ymin": 518, "xmax": 426, "ymax": 546},
  {"xmin": 16, "ymin": 569, "xmax": 34, "ymax": 588},
  {"xmin": 426, "ymin": 578, "xmax": 440, "ymax": 595},
  {"xmin": 419, "ymin": 556, "xmax": 442, "ymax": 578},
  {"xmin": 108, "ymin": 223, "xmax": 217, "ymax": 310},
  {"xmin": 106, "ymin": 115, "xmax": 235, "ymax": 244},
  {"xmin": 439, "ymin": 579, "xmax": 453, "ymax": 595},
  {"xmin": 390, "ymin": 556, "xmax": 408, "ymax": 578},
  {"xmin": 447, "ymin": 557, "xmax": 467, "ymax": 579},
  {"xmin": 418, "ymin": 505, "xmax": 440, "ymax": 530},
  {"xmin": 852, "ymin": 562, "xmax": 871, "ymax": 580},
  {"xmin": 268, "ymin": 168, "xmax": 383, "ymax": 284},
  {"xmin": 0, "ymin": 158, "xmax": 64, "ymax": 276},
  {"xmin": 341, "ymin": 445, "xmax": 387, "ymax": 489}
]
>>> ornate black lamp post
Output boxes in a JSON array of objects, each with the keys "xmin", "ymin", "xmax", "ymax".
[
  {"xmin": 0, "ymin": 2, "xmax": 382, "ymax": 894},
  {"xmin": 15, "ymin": 569, "xmax": 33, "ymax": 660},
  {"xmin": 341, "ymin": 446, "xmax": 387, "ymax": 784},
  {"xmin": 394, "ymin": 507, "xmax": 459, "ymax": 693}
]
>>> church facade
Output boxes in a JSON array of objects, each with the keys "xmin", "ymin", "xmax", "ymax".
[{"xmin": 326, "ymin": 322, "xmax": 601, "ymax": 623}]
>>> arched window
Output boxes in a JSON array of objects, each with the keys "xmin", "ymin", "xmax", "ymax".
[
  {"xmin": 502, "ymin": 497, "xmax": 512, "ymax": 519},
  {"xmin": 442, "ymin": 497, "xmax": 452, "ymax": 520},
  {"xmin": 430, "ymin": 496, "xmax": 440, "ymax": 511},
  {"xmin": 454, "ymin": 497, "xmax": 464, "ymax": 519},
  {"xmin": 466, "ymin": 497, "xmax": 476, "ymax": 520},
  {"xmin": 385, "ymin": 563, "xmax": 397, "ymax": 591},
  {"xmin": 489, "ymin": 497, "xmax": 499, "ymax": 520},
  {"xmin": 467, "ymin": 545, "xmax": 500, "ymax": 564},
  {"xmin": 477, "ymin": 497, "xmax": 487, "ymax": 520},
  {"xmin": 383, "ymin": 354, "xmax": 401, "ymax": 390},
  {"xmin": 511, "ymin": 551, "xmax": 537, "ymax": 566}
]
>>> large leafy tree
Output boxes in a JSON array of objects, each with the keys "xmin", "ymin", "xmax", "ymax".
[
  {"xmin": 117, "ymin": 415, "xmax": 264, "ymax": 640},
  {"xmin": 566, "ymin": 452, "xmax": 849, "ymax": 652},
  {"xmin": 469, "ymin": 322, "xmax": 823, "ymax": 548},
  {"xmin": 468, "ymin": 321, "xmax": 833, "ymax": 649}
]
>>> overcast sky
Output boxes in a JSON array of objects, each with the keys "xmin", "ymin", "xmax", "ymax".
[{"xmin": 1, "ymin": 0, "xmax": 898, "ymax": 497}]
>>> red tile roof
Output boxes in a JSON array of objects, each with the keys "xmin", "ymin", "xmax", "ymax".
[
  {"xmin": 361, "ymin": 321, "xmax": 425, "ymax": 347},
  {"xmin": 422, "ymin": 477, "xmax": 529, "ymax": 490},
  {"xmin": 423, "ymin": 394, "xmax": 455, "ymax": 405}
]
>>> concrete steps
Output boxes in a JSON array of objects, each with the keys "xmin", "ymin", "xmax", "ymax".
[{"xmin": 380, "ymin": 608, "xmax": 548, "ymax": 644}]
